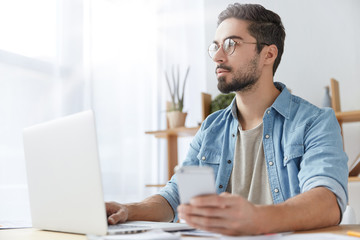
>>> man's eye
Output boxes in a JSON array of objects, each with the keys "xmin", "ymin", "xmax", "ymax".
[
  {"xmin": 210, "ymin": 44, "xmax": 219, "ymax": 51},
  {"xmin": 228, "ymin": 40, "xmax": 236, "ymax": 47}
]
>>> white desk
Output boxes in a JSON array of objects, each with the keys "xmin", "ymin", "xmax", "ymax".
[{"xmin": 1, "ymin": 225, "xmax": 360, "ymax": 240}]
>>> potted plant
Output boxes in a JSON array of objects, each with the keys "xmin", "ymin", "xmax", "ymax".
[
  {"xmin": 210, "ymin": 93, "xmax": 236, "ymax": 114},
  {"xmin": 165, "ymin": 65, "xmax": 190, "ymax": 128}
]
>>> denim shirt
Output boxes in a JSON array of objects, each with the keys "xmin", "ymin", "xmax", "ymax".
[{"xmin": 159, "ymin": 82, "xmax": 348, "ymax": 222}]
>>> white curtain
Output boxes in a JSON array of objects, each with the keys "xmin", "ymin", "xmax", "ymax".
[
  {"xmin": 0, "ymin": 0, "xmax": 206, "ymax": 223},
  {"xmin": 88, "ymin": 0, "xmax": 163, "ymax": 202}
]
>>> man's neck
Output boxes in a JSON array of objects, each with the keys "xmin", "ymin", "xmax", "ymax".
[{"xmin": 235, "ymin": 78, "xmax": 280, "ymax": 130}]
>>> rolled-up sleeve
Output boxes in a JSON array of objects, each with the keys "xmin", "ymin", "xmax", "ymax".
[{"xmin": 299, "ymin": 108, "xmax": 348, "ymax": 214}]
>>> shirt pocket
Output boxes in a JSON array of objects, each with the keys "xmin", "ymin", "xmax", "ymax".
[
  {"xmin": 283, "ymin": 144, "xmax": 304, "ymax": 167},
  {"xmin": 197, "ymin": 146, "xmax": 221, "ymax": 166}
]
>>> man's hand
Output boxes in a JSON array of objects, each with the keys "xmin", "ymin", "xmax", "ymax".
[
  {"xmin": 177, "ymin": 187, "xmax": 340, "ymax": 236},
  {"xmin": 105, "ymin": 195, "xmax": 174, "ymax": 225},
  {"xmin": 106, "ymin": 201, "xmax": 129, "ymax": 225},
  {"xmin": 177, "ymin": 192, "xmax": 262, "ymax": 236}
]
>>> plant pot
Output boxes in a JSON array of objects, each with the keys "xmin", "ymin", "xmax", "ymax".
[{"xmin": 167, "ymin": 111, "xmax": 187, "ymax": 129}]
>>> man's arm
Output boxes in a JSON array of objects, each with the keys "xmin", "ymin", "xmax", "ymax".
[
  {"xmin": 178, "ymin": 187, "xmax": 340, "ymax": 236},
  {"xmin": 106, "ymin": 194, "xmax": 174, "ymax": 224}
]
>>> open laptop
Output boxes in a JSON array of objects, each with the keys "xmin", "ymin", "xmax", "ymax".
[{"xmin": 23, "ymin": 110, "xmax": 193, "ymax": 235}]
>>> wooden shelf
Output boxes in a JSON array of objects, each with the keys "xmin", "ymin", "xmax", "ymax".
[
  {"xmin": 145, "ymin": 126, "xmax": 200, "ymax": 138},
  {"xmin": 349, "ymin": 177, "xmax": 360, "ymax": 182},
  {"xmin": 145, "ymin": 93, "xmax": 210, "ymax": 184},
  {"xmin": 335, "ymin": 110, "xmax": 360, "ymax": 123},
  {"xmin": 330, "ymin": 79, "xmax": 360, "ymax": 176},
  {"xmin": 145, "ymin": 126, "xmax": 200, "ymax": 181}
]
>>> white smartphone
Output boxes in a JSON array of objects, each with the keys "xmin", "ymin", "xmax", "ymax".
[{"xmin": 176, "ymin": 166, "xmax": 216, "ymax": 204}]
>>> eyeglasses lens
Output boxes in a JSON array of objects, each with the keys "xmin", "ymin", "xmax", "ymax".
[
  {"xmin": 224, "ymin": 39, "xmax": 236, "ymax": 55},
  {"xmin": 208, "ymin": 44, "xmax": 218, "ymax": 58},
  {"xmin": 208, "ymin": 39, "xmax": 236, "ymax": 59}
]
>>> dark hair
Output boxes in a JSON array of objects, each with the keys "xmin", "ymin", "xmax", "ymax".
[{"xmin": 218, "ymin": 3, "xmax": 285, "ymax": 75}]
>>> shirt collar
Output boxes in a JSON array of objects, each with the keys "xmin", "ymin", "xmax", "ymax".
[
  {"xmin": 230, "ymin": 97, "xmax": 238, "ymax": 120},
  {"xmin": 228, "ymin": 82, "xmax": 292, "ymax": 120},
  {"xmin": 271, "ymin": 82, "xmax": 291, "ymax": 119}
]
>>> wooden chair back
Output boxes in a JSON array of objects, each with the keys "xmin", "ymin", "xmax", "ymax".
[
  {"xmin": 201, "ymin": 92, "xmax": 211, "ymax": 122},
  {"xmin": 330, "ymin": 78, "xmax": 341, "ymax": 112}
]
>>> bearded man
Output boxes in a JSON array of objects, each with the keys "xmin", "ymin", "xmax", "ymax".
[{"xmin": 106, "ymin": 3, "xmax": 348, "ymax": 236}]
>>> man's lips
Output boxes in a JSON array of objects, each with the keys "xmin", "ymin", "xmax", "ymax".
[
  {"xmin": 215, "ymin": 65, "xmax": 232, "ymax": 76},
  {"xmin": 216, "ymin": 68, "xmax": 230, "ymax": 74},
  {"xmin": 216, "ymin": 68, "xmax": 231, "ymax": 77}
]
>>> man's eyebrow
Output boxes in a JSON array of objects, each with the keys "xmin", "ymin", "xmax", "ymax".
[
  {"xmin": 213, "ymin": 35, "xmax": 244, "ymax": 44},
  {"xmin": 226, "ymin": 35, "xmax": 244, "ymax": 40}
]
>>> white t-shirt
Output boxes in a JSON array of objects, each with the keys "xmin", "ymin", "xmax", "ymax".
[{"xmin": 226, "ymin": 122, "xmax": 273, "ymax": 205}]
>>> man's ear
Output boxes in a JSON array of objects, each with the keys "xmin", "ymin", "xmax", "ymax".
[{"xmin": 264, "ymin": 44, "xmax": 278, "ymax": 65}]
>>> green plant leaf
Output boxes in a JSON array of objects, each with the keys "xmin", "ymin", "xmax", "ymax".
[{"xmin": 210, "ymin": 93, "xmax": 235, "ymax": 114}]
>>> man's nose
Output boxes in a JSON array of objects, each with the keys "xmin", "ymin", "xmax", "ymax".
[{"xmin": 212, "ymin": 47, "xmax": 227, "ymax": 64}]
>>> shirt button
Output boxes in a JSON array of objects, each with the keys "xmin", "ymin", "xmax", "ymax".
[
  {"xmin": 269, "ymin": 161, "xmax": 274, "ymax": 166},
  {"xmin": 219, "ymin": 185, "xmax": 223, "ymax": 189},
  {"xmin": 232, "ymin": 133, "xmax": 236, "ymax": 137},
  {"xmin": 284, "ymin": 156, "xmax": 288, "ymax": 161},
  {"xmin": 265, "ymin": 134, "xmax": 270, "ymax": 139},
  {"xmin": 227, "ymin": 160, "xmax": 232, "ymax": 164},
  {"xmin": 201, "ymin": 156, "xmax": 206, "ymax": 161},
  {"xmin": 267, "ymin": 110, "xmax": 271, "ymax": 114},
  {"xmin": 274, "ymin": 188, "xmax": 279, "ymax": 193}
]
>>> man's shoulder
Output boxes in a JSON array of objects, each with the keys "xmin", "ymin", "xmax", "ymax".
[
  {"xmin": 291, "ymin": 94, "xmax": 321, "ymax": 113},
  {"xmin": 201, "ymin": 104, "xmax": 234, "ymax": 130},
  {"xmin": 288, "ymin": 94, "xmax": 336, "ymax": 126}
]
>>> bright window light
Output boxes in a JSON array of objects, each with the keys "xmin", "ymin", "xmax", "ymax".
[{"xmin": 0, "ymin": 0, "xmax": 57, "ymax": 60}]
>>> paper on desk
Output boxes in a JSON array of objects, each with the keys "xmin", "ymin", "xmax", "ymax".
[
  {"xmin": 180, "ymin": 229, "xmax": 222, "ymax": 237},
  {"xmin": 279, "ymin": 233, "xmax": 359, "ymax": 240},
  {"xmin": 86, "ymin": 231, "xmax": 360, "ymax": 240},
  {"xmin": 221, "ymin": 233, "xmax": 287, "ymax": 240},
  {"xmin": 222, "ymin": 233, "xmax": 359, "ymax": 240},
  {"xmin": 87, "ymin": 229, "xmax": 180, "ymax": 240},
  {"xmin": 179, "ymin": 229, "xmax": 286, "ymax": 239}
]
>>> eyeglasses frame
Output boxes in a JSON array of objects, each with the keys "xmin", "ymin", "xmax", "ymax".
[{"xmin": 208, "ymin": 38, "xmax": 269, "ymax": 59}]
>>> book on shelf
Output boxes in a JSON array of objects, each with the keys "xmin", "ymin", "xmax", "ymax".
[{"xmin": 349, "ymin": 152, "xmax": 360, "ymax": 177}]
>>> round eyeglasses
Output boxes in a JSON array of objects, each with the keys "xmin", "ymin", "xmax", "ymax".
[{"xmin": 208, "ymin": 38, "xmax": 268, "ymax": 59}]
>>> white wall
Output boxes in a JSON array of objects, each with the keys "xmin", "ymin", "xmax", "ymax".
[
  {"xmin": 349, "ymin": 181, "xmax": 360, "ymax": 224},
  {"xmin": 203, "ymin": 0, "xmax": 360, "ymax": 167}
]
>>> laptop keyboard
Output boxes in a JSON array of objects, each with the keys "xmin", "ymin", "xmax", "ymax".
[
  {"xmin": 108, "ymin": 224, "xmax": 147, "ymax": 230},
  {"xmin": 108, "ymin": 224, "xmax": 151, "ymax": 234}
]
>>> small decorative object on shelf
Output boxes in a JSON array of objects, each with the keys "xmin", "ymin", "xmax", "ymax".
[
  {"xmin": 165, "ymin": 65, "xmax": 190, "ymax": 128},
  {"xmin": 349, "ymin": 152, "xmax": 360, "ymax": 177},
  {"xmin": 166, "ymin": 111, "xmax": 187, "ymax": 129},
  {"xmin": 322, "ymin": 85, "xmax": 332, "ymax": 108}
]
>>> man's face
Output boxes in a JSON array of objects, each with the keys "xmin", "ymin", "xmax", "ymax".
[{"xmin": 212, "ymin": 18, "xmax": 261, "ymax": 93}]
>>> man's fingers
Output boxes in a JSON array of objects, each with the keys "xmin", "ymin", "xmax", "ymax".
[
  {"xmin": 180, "ymin": 210, "xmax": 238, "ymax": 234},
  {"xmin": 107, "ymin": 208, "xmax": 127, "ymax": 225},
  {"xmin": 189, "ymin": 192, "xmax": 242, "ymax": 208},
  {"xmin": 108, "ymin": 214, "xmax": 123, "ymax": 225},
  {"xmin": 105, "ymin": 202, "xmax": 129, "ymax": 225},
  {"xmin": 106, "ymin": 201, "xmax": 121, "ymax": 216},
  {"xmin": 179, "ymin": 206, "xmax": 251, "ymax": 236},
  {"xmin": 108, "ymin": 215, "xmax": 117, "ymax": 225},
  {"xmin": 178, "ymin": 193, "xmax": 257, "ymax": 235},
  {"xmin": 179, "ymin": 204, "xmax": 228, "ymax": 218},
  {"xmin": 189, "ymin": 194, "xmax": 227, "ymax": 208}
]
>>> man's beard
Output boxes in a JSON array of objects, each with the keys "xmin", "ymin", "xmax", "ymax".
[{"xmin": 217, "ymin": 56, "xmax": 261, "ymax": 94}]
